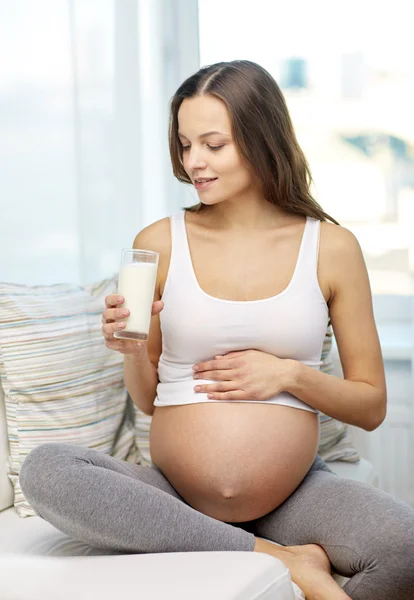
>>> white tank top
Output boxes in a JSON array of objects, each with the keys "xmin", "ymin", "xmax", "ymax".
[{"xmin": 154, "ymin": 211, "xmax": 329, "ymax": 412}]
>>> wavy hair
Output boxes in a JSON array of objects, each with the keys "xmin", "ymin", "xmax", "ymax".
[{"xmin": 168, "ymin": 60, "xmax": 338, "ymax": 224}]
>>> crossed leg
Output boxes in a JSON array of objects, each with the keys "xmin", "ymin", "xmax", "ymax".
[
  {"xmin": 251, "ymin": 458, "xmax": 414, "ymax": 600},
  {"xmin": 19, "ymin": 443, "xmax": 255, "ymax": 553}
]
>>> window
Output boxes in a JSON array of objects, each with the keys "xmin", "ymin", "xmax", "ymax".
[{"xmin": 199, "ymin": 0, "xmax": 414, "ymax": 299}]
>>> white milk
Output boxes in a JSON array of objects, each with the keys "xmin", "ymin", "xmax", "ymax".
[{"xmin": 117, "ymin": 262, "xmax": 158, "ymax": 339}]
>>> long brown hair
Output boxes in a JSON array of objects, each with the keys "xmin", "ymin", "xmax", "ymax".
[{"xmin": 169, "ymin": 60, "xmax": 339, "ymax": 224}]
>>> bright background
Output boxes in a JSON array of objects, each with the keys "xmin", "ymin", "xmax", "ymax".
[
  {"xmin": 0, "ymin": 0, "xmax": 413, "ymax": 505},
  {"xmin": 199, "ymin": 0, "xmax": 414, "ymax": 297}
]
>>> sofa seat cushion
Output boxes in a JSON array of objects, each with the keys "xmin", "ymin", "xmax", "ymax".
[
  {"xmin": 0, "ymin": 551, "xmax": 303, "ymax": 600},
  {"xmin": 0, "ymin": 508, "xmax": 117, "ymax": 556}
]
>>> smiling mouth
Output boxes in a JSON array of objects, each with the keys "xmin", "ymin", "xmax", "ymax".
[{"xmin": 194, "ymin": 178, "xmax": 218, "ymax": 190}]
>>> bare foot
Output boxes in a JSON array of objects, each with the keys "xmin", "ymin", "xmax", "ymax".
[{"xmin": 255, "ymin": 538, "xmax": 351, "ymax": 600}]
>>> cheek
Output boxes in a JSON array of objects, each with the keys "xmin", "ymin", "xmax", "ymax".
[
  {"xmin": 221, "ymin": 160, "xmax": 253, "ymax": 190},
  {"xmin": 217, "ymin": 150, "xmax": 247, "ymax": 176}
]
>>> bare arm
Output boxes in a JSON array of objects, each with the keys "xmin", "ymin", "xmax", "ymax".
[
  {"xmin": 103, "ymin": 219, "xmax": 169, "ymax": 416},
  {"xmin": 285, "ymin": 224, "xmax": 387, "ymax": 431},
  {"xmin": 123, "ymin": 263, "xmax": 163, "ymax": 416},
  {"xmin": 103, "ymin": 295, "xmax": 160, "ymax": 416},
  {"xmin": 123, "ymin": 348, "xmax": 159, "ymax": 417},
  {"xmin": 123, "ymin": 221, "xmax": 169, "ymax": 415}
]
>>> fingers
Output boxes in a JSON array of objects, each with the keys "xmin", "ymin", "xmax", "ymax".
[
  {"xmin": 206, "ymin": 390, "xmax": 244, "ymax": 401},
  {"xmin": 105, "ymin": 294, "xmax": 124, "ymax": 309},
  {"xmin": 103, "ymin": 295, "xmax": 126, "ymax": 326},
  {"xmin": 102, "ymin": 320, "xmax": 126, "ymax": 337},
  {"xmin": 102, "ymin": 295, "xmax": 128, "ymax": 346},
  {"xmin": 102, "ymin": 294, "xmax": 144, "ymax": 355},
  {"xmin": 105, "ymin": 296, "xmax": 163, "ymax": 319},
  {"xmin": 102, "ymin": 307, "xmax": 130, "ymax": 325},
  {"xmin": 194, "ymin": 370, "xmax": 231, "ymax": 381},
  {"xmin": 151, "ymin": 300, "xmax": 164, "ymax": 316},
  {"xmin": 102, "ymin": 294, "xmax": 163, "ymax": 356},
  {"xmin": 194, "ymin": 381, "xmax": 237, "ymax": 395},
  {"xmin": 104, "ymin": 296, "xmax": 163, "ymax": 322},
  {"xmin": 194, "ymin": 359, "xmax": 234, "ymax": 373}
]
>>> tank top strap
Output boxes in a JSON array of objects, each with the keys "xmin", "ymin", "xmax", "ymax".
[
  {"xmin": 165, "ymin": 211, "xmax": 194, "ymax": 289},
  {"xmin": 166, "ymin": 212, "xmax": 322, "ymax": 298},
  {"xmin": 294, "ymin": 217, "xmax": 321, "ymax": 282}
]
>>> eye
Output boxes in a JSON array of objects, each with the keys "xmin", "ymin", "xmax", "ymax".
[{"xmin": 180, "ymin": 143, "xmax": 224, "ymax": 152}]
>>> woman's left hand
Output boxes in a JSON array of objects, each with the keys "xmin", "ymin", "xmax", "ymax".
[{"xmin": 192, "ymin": 349, "xmax": 297, "ymax": 401}]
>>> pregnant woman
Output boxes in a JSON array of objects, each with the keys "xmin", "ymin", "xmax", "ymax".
[{"xmin": 20, "ymin": 60, "xmax": 414, "ymax": 600}]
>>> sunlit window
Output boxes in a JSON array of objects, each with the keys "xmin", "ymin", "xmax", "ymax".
[{"xmin": 199, "ymin": 0, "xmax": 414, "ymax": 297}]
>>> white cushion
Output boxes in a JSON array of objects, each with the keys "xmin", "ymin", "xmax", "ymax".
[
  {"xmin": 0, "ymin": 508, "xmax": 116, "ymax": 556},
  {"xmin": 0, "ymin": 551, "xmax": 299, "ymax": 600}
]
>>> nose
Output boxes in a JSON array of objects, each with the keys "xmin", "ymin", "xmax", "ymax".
[{"xmin": 185, "ymin": 147, "xmax": 208, "ymax": 173}]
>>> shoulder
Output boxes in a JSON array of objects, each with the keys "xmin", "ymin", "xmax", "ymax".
[
  {"xmin": 319, "ymin": 220, "xmax": 363, "ymax": 261},
  {"xmin": 318, "ymin": 221, "xmax": 367, "ymax": 301},
  {"xmin": 133, "ymin": 216, "xmax": 171, "ymax": 256},
  {"xmin": 133, "ymin": 217, "xmax": 173, "ymax": 292}
]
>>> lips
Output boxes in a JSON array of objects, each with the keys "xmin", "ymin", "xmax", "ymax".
[{"xmin": 194, "ymin": 177, "xmax": 218, "ymax": 190}]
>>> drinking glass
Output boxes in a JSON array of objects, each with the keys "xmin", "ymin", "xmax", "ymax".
[{"xmin": 113, "ymin": 249, "xmax": 159, "ymax": 341}]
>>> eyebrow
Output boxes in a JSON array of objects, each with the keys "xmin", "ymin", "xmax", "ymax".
[{"xmin": 178, "ymin": 130, "xmax": 230, "ymax": 140}]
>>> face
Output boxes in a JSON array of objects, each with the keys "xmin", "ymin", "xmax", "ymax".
[{"xmin": 177, "ymin": 94, "xmax": 258, "ymax": 205}]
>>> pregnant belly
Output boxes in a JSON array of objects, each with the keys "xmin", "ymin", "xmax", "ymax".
[{"xmin": 149, "ymin": 403, "xmax": 320, "ymax": 522}]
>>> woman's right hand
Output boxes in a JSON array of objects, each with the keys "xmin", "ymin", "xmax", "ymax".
[{"xmin": 102, "ymin": 294, "xmax": 164, "ymax": 355}]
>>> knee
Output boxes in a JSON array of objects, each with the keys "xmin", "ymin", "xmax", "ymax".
[
  {"xmin": 19, "ymin": 443, "xmax": 77, "ymax": 497},
  {"xmin": 384, "ymin": 535, "xmax": 414, "ymax": 591},
  {"xmin": 369, "ymin": 522, "xmax": 414, "ymax": 595}
]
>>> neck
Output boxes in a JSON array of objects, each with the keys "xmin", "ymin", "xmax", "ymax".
[{"xmin": 203, "ymin": 197, "xmax": 289, "ymax": 232}]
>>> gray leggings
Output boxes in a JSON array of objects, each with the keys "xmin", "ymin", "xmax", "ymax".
[{"xmin": 20, "ymin": 443, "xmax": 414, "ymax": 600}]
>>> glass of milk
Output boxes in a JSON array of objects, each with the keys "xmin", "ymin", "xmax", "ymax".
[{"xmin": 113, "ymin": 249, "xmax": 159, "ymax": 342}]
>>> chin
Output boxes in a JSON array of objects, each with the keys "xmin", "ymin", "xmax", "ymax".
[
  {"xmin": 198, "ymin": 197, "xmax": 219, "ymax": 206},
  {"xmin": 198, "ymin": 195, "xmax": 229, "ymax": 206}
]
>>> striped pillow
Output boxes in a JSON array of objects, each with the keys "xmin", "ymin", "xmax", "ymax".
[
  {"xmin": 135, "ymin": 323, "xmax": 360, "ymax": 467},
  {"xmin": 0, "ymin": 276, "xmax": 140, "ymax": 517}
]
